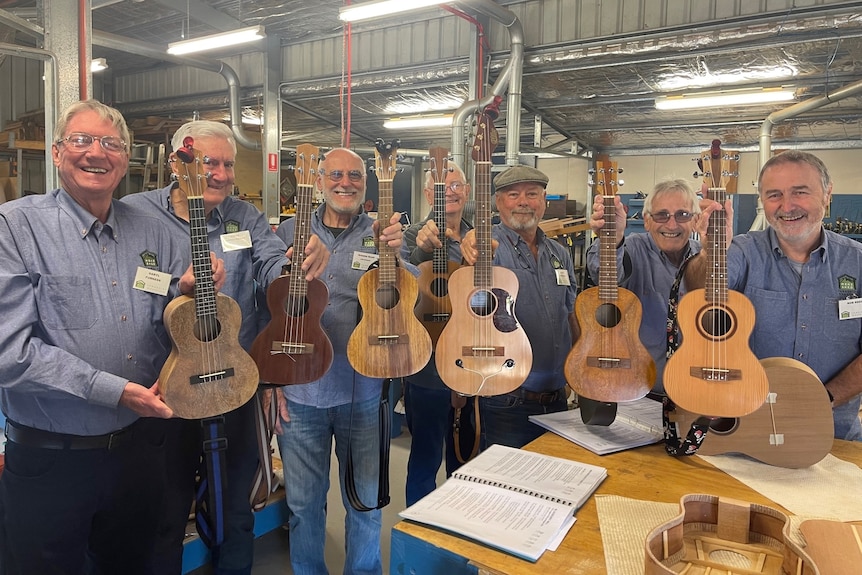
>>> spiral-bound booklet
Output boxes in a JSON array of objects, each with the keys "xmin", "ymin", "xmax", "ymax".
[{"xmin": 398, "ymin": 444, "xmax": 606, "ymax": 561}]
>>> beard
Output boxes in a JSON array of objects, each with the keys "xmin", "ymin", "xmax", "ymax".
[{"xmin": 503, "ymin": 211, "xmax": 539, "ymax": 231}]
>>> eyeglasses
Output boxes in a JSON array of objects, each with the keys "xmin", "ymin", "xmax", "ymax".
[
  {"xmin": 323, "ymin": 169, "xmax": 364, "ymax": 183},
  {"xmin": 447, "ymin": 182, "xmax": 465, "ymax": 192},
  {"xmin": 648, "ymin": 210, "xmax": 694, "ymax": 223},
  {"xmin": 57, "ymin": 133, "xmax": 127, "ymax": 154}
]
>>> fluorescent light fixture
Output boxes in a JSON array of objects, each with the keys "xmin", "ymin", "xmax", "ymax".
[
  {"xmin": 339, "ymin": 0, "xmax": 445, "ymax": 22},
  {"xmin": 383, "ymin": 115, "xmax": 453, "ymax": 129},
  {"xmin": 167, "ymin": 25, "xmax": 266, "ymax": 55},
  {"xmin": 90, "ymin": 58, "xmax": 108, "ymax": 73},
  {"xmin": 655, "ymin": 87, "xmax": 796, "ymax": 110}
]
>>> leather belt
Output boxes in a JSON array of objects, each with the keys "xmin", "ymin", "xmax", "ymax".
[
  {"xmin": 508, "ymin": 387, "xmax": 567, "ymax": 406},
  {"xmin": 5, "ymin": 420, "xmax": 131, "ymax": 451}
]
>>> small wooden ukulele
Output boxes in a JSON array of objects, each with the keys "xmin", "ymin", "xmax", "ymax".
[
  {"xmin": 435, "ymin": 100, "xmax": 533, "ymax": 396},
  {"xmin": 346, "ymin": 139, "xmax": 432, "ymax": 378},
  {"xmin": 250, "ymin": 144, "xmax": 333, "ymax": 385},
  {"xmin": 159, "ymin": 137, "xmax": 259, "ymax": 419},
  {"xmin": 664, "ymin": 141, "xmax": 768, "ymax": 418},
  {"xmin": 565, "ymin": 160, "xmax": 655, "ymax": 409},
  {"xmin": 413, "ymin": 147, "xmax": 461, "ymax": 345}
]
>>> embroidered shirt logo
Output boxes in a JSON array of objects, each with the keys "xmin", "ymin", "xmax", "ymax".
[
  {"xmin": 140, "ymin": 250, "xmax": 158, "ymax": 269},
  {"xmin": 362, "ymin": 236, "xmax": 376, "ymax": 248},
  {"xmin": 839, "ymin": 274, "xmax": 857, "ymax": 293},
  {"xmin": 224, "ymin": 220, "xmax": 240, "ymax": 234}
]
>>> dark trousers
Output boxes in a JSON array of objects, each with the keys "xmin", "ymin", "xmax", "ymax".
[
  {"xmin": 0, "ymin": 418, "xmax": 167, "ymax": 575},
  {"xmin": 479, "ymin": 390, "xmax": 568, "ymax": 449}
]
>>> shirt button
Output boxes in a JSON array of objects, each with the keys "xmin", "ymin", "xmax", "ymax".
[
  {"xmin": 801, "ymin": 324, "xmax": 806, "ymax": 330},
  {"xmin": 121, "ymin": 315, "xmax": 127, "ymax": 321},
  {"xmin": 102, "ymin": 246, "xmax": 108, "ymax": 253},
  {"xmin": 802, "ymin": 294, "xmax": 808, "ymax": 300},
  {"xmin": 127, "ymin": 354, "xmax": 133, "ymax": 360},
  {"xmin": 112, "ymin": 280, "xmax": 118, "ymax": 287},
  {"xmin": 797, "ymin": 353, "xmax": 804, "ymax": 359}
]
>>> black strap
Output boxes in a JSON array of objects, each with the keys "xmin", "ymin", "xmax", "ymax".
[
  {"xmin": 344, "ymin": 378, "xmax": 391, "ymax": 512},
  {"xmin": 195, "ymin": 415, "xmax": 228, "ymax": 547},
  {"xmin": 453, "ymin": 395, "xmax": 481, "ymax": 464}
]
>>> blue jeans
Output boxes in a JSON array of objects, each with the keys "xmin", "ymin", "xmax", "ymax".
[
  {"xmin": 833, "ymin": 396, "xmax": 862, "ymax": 441},
  {"xmin": 479, "ymin": 391, "xmax": 567, "ymax": 449},
  {"xmin": 276, "ymin": 397, "xmax": 383, "ymax": 575}
]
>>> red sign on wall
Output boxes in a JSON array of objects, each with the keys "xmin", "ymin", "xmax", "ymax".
[{"xmin": 268, "ymin": 153, "xmax": 279, "ymax": 172}]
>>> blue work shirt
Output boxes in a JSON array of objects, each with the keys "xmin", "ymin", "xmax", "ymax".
[
  {"xmin": 0, "ymin": 189, "xmax": 186, "ymax": 435},
  {"xmin": 586, "ymin": 233, "xmax": 701, "ymax": 391},
  {"xmin": 276, "ymin": 205, "xmax": 419, "ymax": 408},
  {"xmin": 400, "ymin": 212, "xmax": 472, "ymax": 389},
  {"xmin": 491, "ymin": 224, "xmax": 577, "ymax": 393},
  {"xmin": 728, "ymin": 227, "xmax": 862, "ymax": 441},
  {"xmin": 123, "ymin": 185, "xmax": 289, "ymax": 350}
]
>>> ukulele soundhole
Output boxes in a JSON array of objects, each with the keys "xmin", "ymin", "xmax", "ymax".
[
  {"xmin": 707, "ymin": 417, "xmax": 738, "ymax": 434},
  {"xmin": 283, "ymin": 295, "xmax": 309, "ymax": 318},
  {"xmin": 470, "ymin": 289, "xmax": 496, "ymax": 317},
  {"xmin": 698, "ymin": 307, "xmax": 735, "ymax": 339},
  {"xmin": 194, "ymin": 317, "xmax": 222, "ymax": 342},
  {"xmin": 595, "ymin": 303, "xmax": 622, "ymax": 328},
  {"xmin": 375, "ymin": 285, "xmax": 401, "ymax": 310},
  {"xmin": 430, "ymin": 277, "xmax": 449, "ymax": 298}
]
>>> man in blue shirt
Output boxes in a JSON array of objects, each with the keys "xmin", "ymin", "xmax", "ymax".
[
  {"xmin": 123, "ymin": 121, "xmax": 329, "ymax": 575},
  {"xmin": 275, "ymin": 147, "xmax": 407, "ymax": 575},
  {"xmin": 689, "ymin": 150, "xmax": 862, "ymax": 441},
  {"xmin": 586, "ymin": 179, "xmax": 702, "ymax": 391},
  {"xmin": 462, "ymin": 165, "xmax": 579, "ymax": 448},
  {"xmin": 0, "ymin": 100, "xmax": 221, "ymax": 574}
]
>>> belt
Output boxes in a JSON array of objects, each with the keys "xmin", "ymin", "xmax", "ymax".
[
  {"xmin": 508, "ymin": 387, "xmax": 567, "ymax": 406},
  {"xmin": 4, "ymin": 420, "xmax": 131, "ymax": 451}
]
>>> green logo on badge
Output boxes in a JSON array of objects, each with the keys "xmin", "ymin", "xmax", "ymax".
[
  {"xmin": 362, "ymin": 236, "xmax": 375, "ymax": 248},
  {"xmin": 140, "ymin": 251, "xmax": 158, "ymax": 269},
  {"xmin": 224, "ymin": 220, "xmax": 240, "ymax": 234},
  {"xmin": 839, "ymin": 274, "xmax": 856, "ymax": 293}
]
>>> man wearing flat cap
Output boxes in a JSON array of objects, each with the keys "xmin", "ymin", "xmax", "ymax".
[{"xmin": 462, "ymin": 164, "xmax": 579, "ymax": 448}]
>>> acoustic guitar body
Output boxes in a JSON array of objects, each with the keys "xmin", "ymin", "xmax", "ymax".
[
  {"xmin": 673, "ymin": 357, "xmax": 833, "ymax": 468},
  {"xmin": 415, "ymin": 259, "xmax": 461, "ymax": 345},
  {"xmin": 160, "ymin": 293, "xmax": 260, "ymax": 419},
  {"xmin": 800, "ymin": 519, "xmax": 862, "ymax": 575},
  {"xmin": 664, "ymin": 287, "xmax": 768, "ymax": 417},
  {"xmin": 435, "ymin": 265, "xmax": 533, "ymax": 397},
  {"xmin": 566, "ymin": 285, "xmax": 655, "ymax": 402},
  {"xmin": 250, "ymin": 274, "xmax": 334, "ymax": 385},
  {"xmin": 347, "ymin": 265, "xmax": 432, "ymax": 379}
]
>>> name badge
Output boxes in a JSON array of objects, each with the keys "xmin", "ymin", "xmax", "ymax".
[
  {"xmin": 133, "ymin": 267, "xmax": 171, "ymax": 296},
  {"xmin": 352, "ymin": 251, "xmax": 379, "ymax": 271},
  {"xmin": 838, "ymin": 297, "xmax": 862, "ymax": 320},
  {"xmin": 555, "ymin": 269, "xmax": 571, "ymax": 286},
  {"xmin": 221, "ymin": 230, "xmax": 252, "ymax": 252}
]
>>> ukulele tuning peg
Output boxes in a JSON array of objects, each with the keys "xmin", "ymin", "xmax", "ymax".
[
  {"xmin": 617, "ymin": 168, "xmax": 624, "ymax": 174},
  {"xmin": 617, "ymin": 178, "xmax": 625, "ymax": 187},
  {"xmin": 286, "ymin": 165, "xmax": 296, "ymax": 173},
  {"xmin": 588, "ymin": 168, "xmax": 596, "ymax": 175}
]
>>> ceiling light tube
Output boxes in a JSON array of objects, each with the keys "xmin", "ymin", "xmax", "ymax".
[
  {"xmin": 384, "ymin": 115, "xmax": 453, "ymax": 129},
  {"xmin": 167, "ymin": 25, "xmax": 266, "ymax": 55},
  {"xmin": 655, "ymin": 87, "xmax": 796, "ymax": 110},
  {"xmin": 90, "ymin": 58, "xmax": 108, "ymax": 73},
  {"xmin": 339, "ymin": 0, "xmax": 445, "ymax": 22}
]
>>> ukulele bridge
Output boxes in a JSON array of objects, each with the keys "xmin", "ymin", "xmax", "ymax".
[
  {"xmin": 270, "ymin": 342, "xmax": 315, "ymax": 355},
  {"xmin": 586, "ymin": 357, "xmax": 631, "ymax": 369},
  {"xmin": 422, "ymin": 313, "xmax": 451, "ymax": 322},
  {"xmin": 690, "ymin": 367, "xmax": 742, "ymax": 381},
  {"xmin": 461, "ymin": 346, "xmax": 505, "ymax": 356},
  {"xmin": 190, "ymin": 367, "xmax": 235, "ymax": 385},
  {"xmin": 369, "ymin": 334, "xmax": 409, "ymax": 345}
]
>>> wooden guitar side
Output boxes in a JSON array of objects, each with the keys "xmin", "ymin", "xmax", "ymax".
[
  {"xmin": 415, "ymin": 259, "xmax": 461, "ymax": 345},
  {"xmin": 435, "ymin": 265, "xmax": 533, "ymax": 397},
  {"xmin": 566, "ymin": 286, "xmax": 655, "ymax": 402},
  {"xmin": 673, "ymin": 357, "xmax": 833, "ymax": 468},
  {"xmin": 347, "ymin": 266, "xmax": 432, "ymax": 379},
  {"xmin": 160, "ymin": 293, "xmax": 260, "ymax": 419},
  {"xmin": 250, "ymin": 275, "xmax": 334, "ymax": 385},
  {"xmin": 664, "ymin": 288, "xmax": 768, "ymax": 417},
  {"xmin": 800, "ymin": 519, "xmax": 862, "ymax": 575}
]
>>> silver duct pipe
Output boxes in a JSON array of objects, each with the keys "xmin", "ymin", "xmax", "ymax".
[{"xmin": 451, "ymin": 0, "xmax": 523, "ymax": 169}]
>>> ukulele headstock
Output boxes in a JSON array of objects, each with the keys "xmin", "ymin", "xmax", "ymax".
[
  {"xmin": 374, "ymin": 138, "xmax": 400, "ymax": 183},
  {"xmin": 428, "ymin": 147, "xmax": 451, "ymax": 185},
  {"xmin": 294, "ymin": 143, "xmax": 320, "ymax": 188},
  {"xmin": 173, "ymin": 136, "xmax": 207, "ymax": 198}
]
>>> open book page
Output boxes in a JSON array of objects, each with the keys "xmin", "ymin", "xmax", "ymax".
[
  {"xmin": 529, "ymin": 396, "xmax": 663, "ymax": 455},
  {"xmin": 398, "ymin": 477, "xmax": 576, "ymax": 562},
  {"xmin": 452, "ymin": 443, "xmax": 607, "ymax": 509}
]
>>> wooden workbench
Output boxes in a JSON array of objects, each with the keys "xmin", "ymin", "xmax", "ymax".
[{"xmin": 390, "ymin": 433, "xmax": 862, "ymax": 575}]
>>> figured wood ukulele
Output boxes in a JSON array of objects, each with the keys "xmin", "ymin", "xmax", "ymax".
[
  {"xmin": 413, "ymin": 147, "xmax": 461, "ymax": 345},
  {"xmin": 250, "ymin": 144, "xmax": 333, "ymax": 385},
  {"xmin": 664, "ymin": 141, "xmax": 768, "ymax": 417},
  {"xmin": 565, "ymin": 160, "xmax": 655, "ymax": 408},
  {"xmin": 159, "ymin": 137, "xmax": 259, "ymax": 419},
  {"xmin": 435, "ymin": 101, "xmax": 533, "ymax": 396},
  {"xmin": 346, "ymin": 139, "xmax": 432, "ymax": 378},
  {"xmin": 673, "ymin": 357, "xmax": 833, "ymax": 468}
]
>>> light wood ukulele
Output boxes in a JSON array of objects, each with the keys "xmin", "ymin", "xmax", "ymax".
[
  {"xmin": 565, "ymin": 160, "xmax": 655, "ymax": 407},
  {"xmin": 664, "ymin": 142, "xmax": 768, "ymax": 417},
  {"xmin": 159, "ymin": 137, "xmax": 259, "ymax": 419},
  {"xmin": 435, "ymin": 102, "xmax": 533, "ymax": 396},
  {"xmin": 414, "ymin": 147, "xmax": 461, "ymax": 345},
  {"xmin": 346, "ymin": 139, "xmax": 432, "ymax": 378},
  {"xmin": 250, "ymin": 144, "xmax": 333, "ymax": 385}
]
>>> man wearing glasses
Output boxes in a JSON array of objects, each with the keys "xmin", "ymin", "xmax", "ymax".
[{"xmin": 586, "ymin": 179, "xmax": 702, "ymax": 392}]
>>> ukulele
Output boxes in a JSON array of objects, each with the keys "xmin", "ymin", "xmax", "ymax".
[
  {"xmin": 250, "ymin": 144, "xmax": 333, "ymax": 385},
  {"xmin": 664, "ymin": 141, "xmax": 768, "ymax": 417},
  {"xmin": 413, "ymin": 147, "xmax": 461, "ymax": 345},
  {"xmin": 346, "ymin": 139, "xmax": 432, "ymax": 378},
  {"xmin": 565, "ymin": 160, "xmax": 655, "ymax": 407},
  {"xmin": 159, "ymin": 137, "xmax": 259, "ymax": 419},
  {"xmin": 435, "ymin": 101, "xmax": 533, "ymax": 396},
  {"xmin": 672, "ymin": 357, "xmax": 833, "ymax": 468}
]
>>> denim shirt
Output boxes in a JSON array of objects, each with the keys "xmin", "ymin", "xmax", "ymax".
[
  {"xmin": 123, "ymin": 185, "xmax": 289, "ymax": 350},
  {"xmin": 586, "ymin": 233, "xmax": 701, "ymax": 391},
  {"xmin": 0, "ymin": 189, "xmax": 186, "ymax": 435},
  {"xmin": 491, "ymin": 224, "xmax": 577, "ymax": 393},
  {"xmin": 276, "ymin": 205, "xmax": 419, "ymax": 408},
  {"xmin": 728, "ymin": 227, "xmax": 862, "ymax": 440}
]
